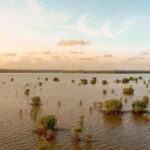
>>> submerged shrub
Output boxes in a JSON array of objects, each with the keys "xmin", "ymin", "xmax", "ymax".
[
  {"xmin": 38, "ymin": 115, "xmax": 57, "ymax": 130},
  {"xmin": 90, "ymin": 77, "xmax": 97, "ymax": 84},
  {"xmin": 72, "ymin": 80, "xmax": 75, "ymax": 83},
  {"xmin": 123, "ymin": 87, "xmax": 134, "ymax": 95},
  {"xmin": 103, "ymin": 89, "xmax": 107, "ymax": 95},
  {"xmin": 11, "ymin": 78, "xmax": 14, "ymax": 82},
  {"xmin": 102, "ymin": 80, "xmax": 108, "ymax": 85},
  {"xmin": 116, "ymin": 79, "xmax": 121, "ymax": 83},
  {"xmin": 102, "ymin": 99, "xmax": 123, "ymax": 114},
  {"xmin": 84, "ymin": 134, "xmax": 92, "ymax": 143},
  {"xmin": 39, "ymin": 82, "xmax": 43, "ymax": 86},
  {"xmin": 31, "ymin": 96, "xmax": 41, "ymax": 106},
  {"xmin": 53, "ymin": 77, "xmax": 60, "ymax": 82},
  {"xmin": 24, "ymin": 89, "xmax": 30, "ymax": 95},
  {"xmin": 45, "ymin": 78, "xmax": 48, "ymax": 81},
  {"xmin": 80, "ymin": 79, "xmax": 88, "ymax": 85},
  {"xmin": 132, "ymin": 100, "xmax": 147, "ymax": 114},
  {"xmin": 71, "ymin": 127, "xmax": 82, "ymax": 142},
  {"xmin": 37, "ymin": 141, "xmax": 51, "ymax": 150},
  {"xmin": 129, "ymin": 77, "xmax": 135, "ymax": 81},
  {"xmin": 139, "ymin": 76, "xmax": 143, "ymax": 80},
  {"xmin": 122, "ymin": 78, "xmax": 129, "ymax": 84}
]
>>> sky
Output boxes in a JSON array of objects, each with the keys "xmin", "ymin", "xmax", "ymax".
[{"xmin": 0, "ymin": 0, "xmax": 150, "ymax": 70}]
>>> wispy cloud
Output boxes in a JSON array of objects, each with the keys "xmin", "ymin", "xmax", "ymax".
[
  {"xmin": 76, "ymin": 15, "xmax": 135, "ymax": 39},
  {"xmin": 58, "ymin": 39, "xmax": 90, "ymax": 46},
  {"xmin": 104, "ymin": 54, "xmax": 113, "ymax": 58}
]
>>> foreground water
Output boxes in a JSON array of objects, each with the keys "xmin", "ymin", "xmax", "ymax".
[{"xmin": 0, "ymin": 73, "xmax": 150, "ymax": 150}]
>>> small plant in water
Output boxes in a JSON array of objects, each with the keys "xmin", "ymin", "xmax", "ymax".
[
  {"xmin": 24, "ymin": 89, "xmax": 30, "ymax": 95},
  {"xmin": 36, "ymin": 140, "xmax": 51, "ymax": 150},
  {"xmin": 31, "ymin": 96, "xmax": 41, "ymax": 106},
  {"xmin": 103, "ymin": 89, "xmax": 107, "ymax": 95},
  {"xmin": 38, "ymin": 114, "xmax": 57, "ymax": 131},
  {"xmin": 132, "ymin": 100, "xmax": 148, "ymax": 114},
  {"xmin": 102, "ymin": 99, "xmax": 123, "ymax": 114},
  {"xmin": 122, "ymin": 78, "xmax": 129, "ymax": 84},
  {"xmin": 80, "ymin": 79, "xmax": 88, "ymax": 85},
  {"xmin": 53, "ymin": 77, "xmax": 60, "ymax": 82},
  {"xmin": 11, "ymin": 78, "xmax": 14, "ymax": 82},
  {"xmin": 90, "ymin": 77, "xmax": 97, "ymax": 84},
  {"xmin": 71, "ymin": 127, "xmax": 82, "ymax": 142},
  {"xmin": 123, "ymin": 87, "xmax": 134, "ymax": 95},
  {"xmin": 84, "ymin": 133, "xmax": 92, "ymax": 143},
  {"xmin": 102, "ymin": 80, "xmax": 108, "ymax": 85}
]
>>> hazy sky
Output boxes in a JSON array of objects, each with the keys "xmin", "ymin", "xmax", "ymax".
[{"xmin": 0, "ymin": 0, "xmax": 150, "ymax": 70}]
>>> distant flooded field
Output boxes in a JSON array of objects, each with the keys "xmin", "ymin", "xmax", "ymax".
[{"xmin": 1, "ymin": 73, "xmax": 150, "ymax": 150}]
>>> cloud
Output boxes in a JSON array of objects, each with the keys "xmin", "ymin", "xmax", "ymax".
[
  {"xmin": 69, "ymin": 51, "xmax": 84, "ymax": 54},
  {"xmin": 58, "ymin": 39, "xmax": 90, "ymax": 46},
  {"xmin": 54, "ymin": 15, "xmax": 135, "ymax": 40},
  {"xmin": 138, "ymin": 50, "xmax": 150, "ymax": 56},
  {"xmin": 42, "ymin": 51, "xmax": 51, "ymax": 55},
  {"xmin": 76, "ymin": 15, "xmax": 135, "ymax": 39},
  {"xmin": 0, "ymin": 53, "xmax": 17, "ymax": 56},
  {"xmin": 104, "ymin": 54, "xmax": 113, "ymax": 58}
]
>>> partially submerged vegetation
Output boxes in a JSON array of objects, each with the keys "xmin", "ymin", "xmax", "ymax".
[
  {"xmin": 35, "ymin": 114, "xmax": 57, "ymax": 141},
  {"xmin": 90, "ymin": 77, "xmax": 97, "ymax": 84},
  {"xmin": 132, "ymin": 100, "xmax": 148, "ymax": 114},
  {"xmin": 123, "ymin": 87, "xmax": 134, "ymax": 95},
  {"xmin": 102, "ymin": 99, "xmax": 123, "ymax": 114},
  {"xmin": 31, "ymin": 96, "xmax": 41, "ymax": 106},
  {"xmin": 80, "ymin": 79, "xmax": 88, "ymax": 85},
  {"xmin": 53, "ymin": 77, "xmax": 60, "ymax": 82},
  {"xmin": 102, "ymin": 80, "xmax": 108, "ymax": 85}
]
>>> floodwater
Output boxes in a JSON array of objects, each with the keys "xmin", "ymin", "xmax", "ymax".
[{"xmin": 0, "ymin": 73, "xmax": 150, "ymax": 150}]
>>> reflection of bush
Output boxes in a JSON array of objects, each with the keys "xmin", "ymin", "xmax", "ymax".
[{"xmin": 102, "ymin": 113, "xmax": 122, "ymax": 125}]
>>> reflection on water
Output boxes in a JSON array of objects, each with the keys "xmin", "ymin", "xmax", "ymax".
[
  {"xmin": 30, "ymin": 105, "xmax": 41, "ymax": 122},
  {"xmin": 0, "ymin": 73, "xmax": 150, "ymax": 149},
  {"xmin": 102, "ymin": 114, "xmax": 122, "ymax": 126}
]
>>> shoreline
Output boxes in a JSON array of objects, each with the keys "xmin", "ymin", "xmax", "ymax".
[{"xmin": 0, "ymin": 69, "xmax": 150, "ymax": 74}]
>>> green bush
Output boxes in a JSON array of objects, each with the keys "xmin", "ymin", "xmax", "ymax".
[
  {"xmin": 102, "ymin": 99, "xmax": 123, "ymax": 114},
  {"xmin": 37, "ymin": 141, "xmax": 50, "ymax": 150},
  {"xmin": 24, "ymin": 89, "xmax": 30, "ymax": 95},
  {"xmin": 123, "ymin": 87, "xmax": 134, "ymax": 95},
  {"xmin": 45, "ymin": 78, "xmax": 48, "ymax": 81},
  {"xmin": 11, "ymin": 78, "xmax": 14, "ymax": 82},
  {"xmin": 90, "ymin": 77, "xmax": 97, "ymax": 84},
  {"xmin": 80, "ymin": 79, "xmax": 88, "ymax": 85},
  {"xmin": 122, "ymin": 78, "xmax": 129, "ymax": 84},
  {"xmin": 39, "ymin": 82, "xmax": 43, "ymax": 86},
  {"xmin": 132, "ymin": 100, "xmax": 147, "ymax": 113},
  {"xmin": 129, "ymin": 77, "xmax": 135, "ymax": 81},
  {"xmin": 38, "ymin": 115, "xmax": 57, "ymax": 130},
  {"xmin": 116, "ymin": 79, "xmax": 121, "ymax": 83},
  {"xmin": 53, "ymin": 77, "xmax": 60, "ymax": 82},
  {"xmin": 31, "ymin": 96, "xmax": 41, "ymax": 105},
  {"xmin": 102, "ymin": 80, "xmax": 108, "ymax": 85}
]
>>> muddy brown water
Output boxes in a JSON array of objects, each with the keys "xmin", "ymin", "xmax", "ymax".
[{"xmin": 0, "ymin": 73, "xmax": 150, "ymax": 150}]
